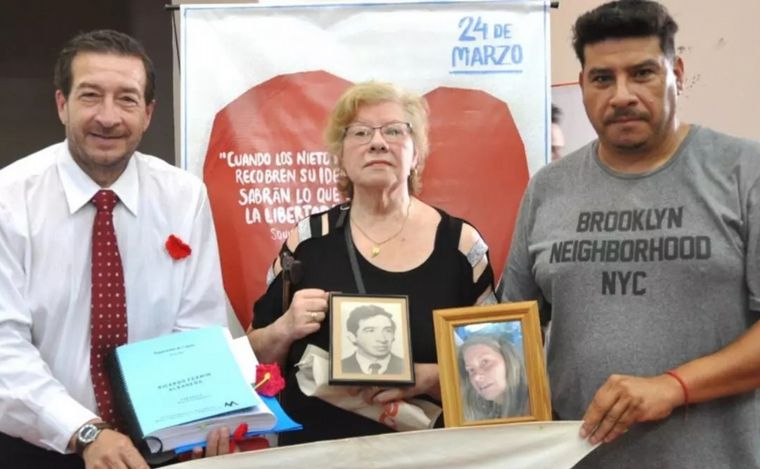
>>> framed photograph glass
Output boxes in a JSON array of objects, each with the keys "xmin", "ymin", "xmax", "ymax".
[
  {"xmin": 329, "ymin": 293, "xmax": 415, "ymax": 386},
  {"xmin": 433, "ymin": 301, "xmax": 551, "ymax": 427}
]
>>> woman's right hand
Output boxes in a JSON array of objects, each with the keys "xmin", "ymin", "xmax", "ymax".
[
  {"xmin": 249, "ymin": 288, "xmax": 328, "ymax": 366},
  {"xmin": 277, "ymin": 288, "xmax": 329, "ymax": 342}
]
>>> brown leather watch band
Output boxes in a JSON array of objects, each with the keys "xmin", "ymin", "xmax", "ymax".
[{"xmin": 74, "ymin": 421, "xmax": 113, "ymax": 456}]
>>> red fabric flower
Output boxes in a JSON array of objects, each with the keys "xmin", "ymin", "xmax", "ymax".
[
  {"xmin": 165, "ymin": 234, "xmax": 192, "ymax": 260},
  {"xmin": 229, "ymin": 423, "xmax": 269, "ymax": 452},
  {"xmin": 255, "ymin": 363, "xmax": 285, "ymax": 396},
  {"xmin": 232, "ymin": 423, "xmax": 249, "ymax": 441}
]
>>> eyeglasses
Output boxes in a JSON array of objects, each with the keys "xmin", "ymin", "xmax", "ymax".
[{"xmin": 343, "ymin": 122, "xmax": 412, "ymax": 144}]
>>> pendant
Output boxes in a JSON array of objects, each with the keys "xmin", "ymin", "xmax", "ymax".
[{"xmin": 371, "ymin": 245, "xmax": 381, "ymax": 257}]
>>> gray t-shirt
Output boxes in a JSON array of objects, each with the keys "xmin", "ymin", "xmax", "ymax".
[{"xmin": 502, "ymin": 125, "xmax": 760, "ymax": 468}]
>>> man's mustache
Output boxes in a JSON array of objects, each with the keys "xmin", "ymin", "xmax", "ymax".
[{"xmin": 604, "ymin": 109, "xmax": 649, "ymax": 125}]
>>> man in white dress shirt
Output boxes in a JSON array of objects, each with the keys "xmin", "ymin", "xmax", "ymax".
[{"xmin": 0, "ymin": 30, "xmax": 229, "ymax": 468}]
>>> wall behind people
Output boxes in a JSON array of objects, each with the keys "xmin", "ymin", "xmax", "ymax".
[
  {"xmin": 3, "ymin": 1, "xmax": 758, "ymax": 167},
  {"xmin": 551, "ymin": 0, "xmax": 760, "ymax": 142},
  {"xmin": 0, "ymin": 0, "xmax": 174, "ymax": 169}
]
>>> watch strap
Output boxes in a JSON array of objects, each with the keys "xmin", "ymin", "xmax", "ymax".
[{"xmin": 75, "ymin": 422, "xmax": 113, "ymax": 456}]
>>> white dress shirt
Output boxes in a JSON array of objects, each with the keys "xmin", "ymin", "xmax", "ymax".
[
  {"xmin": 0, "ymin": 142, "xmax": 228, "ymax": 453},
  {"xmin": 355, "ymin": 352, "xmax": 392, "ymax": 374}
]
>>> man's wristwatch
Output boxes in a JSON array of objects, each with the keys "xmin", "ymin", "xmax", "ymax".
[{"xmin": 74, "ymin": 422, "xmax": 112, "ymax": 456}]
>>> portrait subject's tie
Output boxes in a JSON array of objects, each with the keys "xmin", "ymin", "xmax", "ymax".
[
  {"xmin": 369, "ymin": 363, "xmax": 381, "ymax": 374},
  {"xmin": 90, "ymin": 189, "xmax": 128, "ymax": 428}
]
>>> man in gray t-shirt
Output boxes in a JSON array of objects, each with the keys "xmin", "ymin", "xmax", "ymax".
[{"xmin": 501, "ymin": 1, "xmax": 760, "ymax": 468}]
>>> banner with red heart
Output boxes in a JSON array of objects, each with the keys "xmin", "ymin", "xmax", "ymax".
[{"xmin": 203, "ymin": 71, "xmax": 528, "ymax": 327}]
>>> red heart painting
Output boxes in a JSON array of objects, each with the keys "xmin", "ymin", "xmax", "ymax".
[{"xmin": 203, "ymin": 71, "xmax": 529, "ymax": 327}]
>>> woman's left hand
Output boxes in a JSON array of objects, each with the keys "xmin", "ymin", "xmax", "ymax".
[{"xmin": 351, "ymin": 363, "xmax": 441, "ymax": 405}]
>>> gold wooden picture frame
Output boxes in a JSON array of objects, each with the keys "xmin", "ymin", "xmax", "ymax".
[
  {"xmin": 329, "ymin": 293, "xmax": 415, "ymax": 386},
  {"xmin": 433, "ymin": 301, "xmax": 551, "ymax": 427}
]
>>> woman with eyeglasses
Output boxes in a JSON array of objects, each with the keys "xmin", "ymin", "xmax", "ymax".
[
  {"xmin": 248, "ymin": 81, "xmax": 496, "ymax": 445},
  {"xmin": 458, "ymin": 334, "xmax": 529, "ymax": 421}
]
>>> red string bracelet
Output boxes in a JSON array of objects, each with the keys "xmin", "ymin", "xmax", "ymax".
[{"xmin": 664, "ymin": 370, "xmax": 689, "ymax": 418}]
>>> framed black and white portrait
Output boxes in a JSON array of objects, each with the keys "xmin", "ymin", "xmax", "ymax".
[
  {"xmin": 329, "ymin": 293, "xmax": 414, "ymax": 386},
  {"xmin": 433, "ymin": 302, "xmax": 551, "ymax": 427}
]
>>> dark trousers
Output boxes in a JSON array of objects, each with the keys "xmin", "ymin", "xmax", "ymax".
[{"xmin": 0, "ymin": 432, "xmax": 84, "ymax": 469}]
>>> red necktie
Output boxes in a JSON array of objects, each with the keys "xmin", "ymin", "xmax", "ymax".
[{"xmin": 90, "ymin": 189, "xmax": 128, "ymax": 427}]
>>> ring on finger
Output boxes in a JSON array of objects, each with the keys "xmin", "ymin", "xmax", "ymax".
[{"xmin": 310, "ymin": 311, "xmax": 317, "ymax": 321}]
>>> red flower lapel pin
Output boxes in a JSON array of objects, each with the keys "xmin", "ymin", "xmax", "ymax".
[{"xmin": 165, "ymin": 234, "xmax": 192, "ymax": 260}]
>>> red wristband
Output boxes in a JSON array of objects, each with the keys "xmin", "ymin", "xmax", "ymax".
[{"xmin": 664, "ymin": 370, "xmax": 689, "ymax": 407}]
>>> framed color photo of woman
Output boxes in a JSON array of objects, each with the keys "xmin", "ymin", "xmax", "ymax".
[
  {"xmin": 433, "ymin": 302, "xmax": 551, "ymax": 427},
  {"xmin": 329, "ymin": 293, "xmax": 415, "ymax": 386}
]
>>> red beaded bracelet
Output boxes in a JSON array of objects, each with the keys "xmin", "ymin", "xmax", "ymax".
[{"xmin": 664, "ymin": 370, "xmax": 689, "ymax": 408}]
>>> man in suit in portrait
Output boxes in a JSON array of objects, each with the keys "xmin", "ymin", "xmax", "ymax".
[{"xmin": 342, "ymin": 305, "xmax": 404, "ymax": 375}]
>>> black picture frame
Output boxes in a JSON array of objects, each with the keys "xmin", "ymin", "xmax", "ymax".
[{"xmin": 329, "ymin": 293, "xmax": 415, "ymax": 386}]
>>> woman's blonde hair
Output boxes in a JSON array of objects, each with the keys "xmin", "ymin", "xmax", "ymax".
[{"xmin": 324, "ymin": 81, "xmax": 430, "ymax": 198}]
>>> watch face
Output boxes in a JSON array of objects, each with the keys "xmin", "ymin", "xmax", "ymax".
[{"xmin": 79, "ymin": 424, "xmax": 100, "ymax": 444}]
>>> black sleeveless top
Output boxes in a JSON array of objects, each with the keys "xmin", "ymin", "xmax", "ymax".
[{"xmin": 253, "ymin": 204, "xmax": 494, "ymax": 445}]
